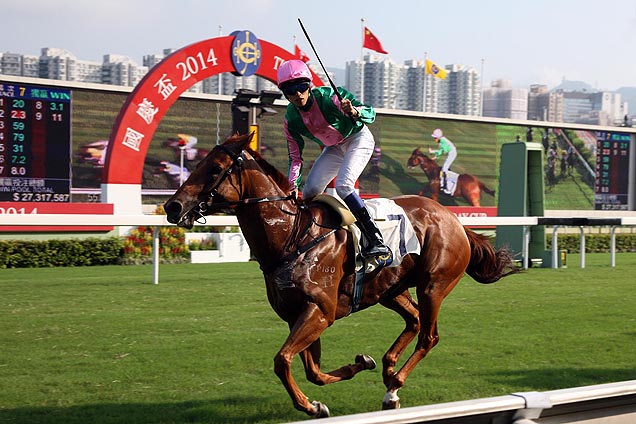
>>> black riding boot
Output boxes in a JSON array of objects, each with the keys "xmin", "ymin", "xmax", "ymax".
[
  {"xmin": 352, "ymin": 207, "xmax": 393, "ymax": 265},
  {"xmin": 441, "ymin": 171, "xmax": 448, "ymax": 191}
]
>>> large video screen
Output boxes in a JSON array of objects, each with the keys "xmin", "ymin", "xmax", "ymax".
[{"xmin": 2, "ymin": 79, "xmax": 632, "ymax": 211}]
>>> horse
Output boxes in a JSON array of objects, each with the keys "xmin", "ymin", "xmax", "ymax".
[
  {"xmin": 407, "ymin": 147, "xmax": 496, "ymax": 206},
  {"xmin": 164, "ymin": 134, "xmax": 519, "ymax": 419}
]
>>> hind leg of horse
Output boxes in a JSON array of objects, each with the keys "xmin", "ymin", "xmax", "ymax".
[
  {"xmin": 379, "ymin": 291, "xmax": 420, "ymax": 388},
  {"xmin": 382, "ymin": 276, "xmax": 462, "ymax": 410},
  {"xmin": 462, "ymin": 186, "xmax": 481, "ymax": 207},
  {"xmin": 274, "ymin": 303, "xmax": 332, "ymax": 418},
  {"xmin": 299, "ymin": 338, "xmax": 376, "ymax": 387}
]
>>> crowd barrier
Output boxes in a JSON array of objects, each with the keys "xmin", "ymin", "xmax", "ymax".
[{"xmin": 1, "ymin": 214, "xmax": 635, "ymax": 284}]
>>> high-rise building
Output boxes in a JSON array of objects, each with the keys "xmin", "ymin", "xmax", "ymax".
[
  {"xmin": 38, "ymin": 47, "xmax": 102, "ymax": 83},
  {"xmin": 0, "ymin": 52, "xmax": 38, "ymax": 77},
  {"xmin": 403, "ymin": 59, "xmax": 425, "ymax": 111},
  {"xmin": 482, "ymin": 79, "xmax": 528, "ymax": 119},
  {"xmin": 346, "ymin": 55, "xmax": 403, "ymax": 109},
  {"xmin": 347, "ymin": 57, "xmax": 481, "ymax": 116},
  {"xmin": 102, "ymin": 54, "xmax": 147, "ymax": 87},
  {"xmin": 438, "ymin": 64, "xmax": 481, "ymax": 116},
  {"xmin": 528, "ymin": 84, "xmax": 550, "ymax": 121}
]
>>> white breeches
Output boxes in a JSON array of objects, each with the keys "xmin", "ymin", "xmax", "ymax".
[
  {"xmin": 302, "ymin": 126, "xmax": 375, "ymax": 200},
  {"xmin": 442, "ymin": 149, "xmax": 457, "ymax": 173}
]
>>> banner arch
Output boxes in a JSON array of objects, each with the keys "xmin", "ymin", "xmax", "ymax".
[{"xmin": 103, "ymin": 34, "xmax": 323, "ymax": 185}]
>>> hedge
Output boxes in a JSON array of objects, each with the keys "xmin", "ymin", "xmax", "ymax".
[
  {"xmin": 547, "ymin": 233, "xmax": 636, "ymax": 253},
  {"xmin": 0, "ymin": 238, "xmax": 123, "ymax": 269},
  {"xmin": 1, "ymin": 232, "xmax": 634, "ymax": 269}
]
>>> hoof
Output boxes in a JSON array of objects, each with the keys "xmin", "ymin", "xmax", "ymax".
[
  {"xmin": 382, "ymin": 390, "xmax": 400, "ymax": 410},
  {"xmin": 382, "ymin": 399, "xmax": 400, "ymax": 410},
  {"xmin": 311, "ymin": 400, "xmax": 330, "ymax": 418},
  {"xmin": 355, "ymin": 354, "xmax": 376, "ymax": 370}
]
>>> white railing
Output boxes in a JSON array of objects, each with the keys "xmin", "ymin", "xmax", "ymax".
[
  {"xmin": 1, "ymin": 214, "xmax": 635, "ymax": 284},
  {"xmin": 284, "ymin": 380, "xmax": 636, "ymax": 424}
]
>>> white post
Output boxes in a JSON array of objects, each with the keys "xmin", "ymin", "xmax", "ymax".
[
  {"xmin": 522, "ymin": 226, "xmax": 530, "ymax": 270},
  {"xmin": 579, "ymin": 226, "xmax": 586, "ymax": 269},
  {"xmin": 610, "ymin": 226, "xmax": 616, "ymax": 268},
  {"xmin": 153, "ymin": 226, "xmax": 160, "ymax": 285},
  {"xmin": 552, "ymin": 225, "xmax": 559, "ymax": 269},
  {"xmin": 179, "ymin": 145, "xmax": 185, "ymax": 186}
]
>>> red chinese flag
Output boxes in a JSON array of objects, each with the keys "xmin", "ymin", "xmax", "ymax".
[
  {"xmin": 295, "ymin": 44, "xmax": 310, "ymax": 63},
  {"xmin": 363, "ymin": 26, "xmax": 388, "ymax": 54}
]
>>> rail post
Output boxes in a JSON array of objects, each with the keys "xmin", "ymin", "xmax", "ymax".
[{"xmin": 153, "ymin": 226, "xmax": 160, "ymax": 285}]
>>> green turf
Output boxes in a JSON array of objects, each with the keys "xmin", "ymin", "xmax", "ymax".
[{"xmin": 1, "ymin": 255, "xmax": 634, "ymax": 423}]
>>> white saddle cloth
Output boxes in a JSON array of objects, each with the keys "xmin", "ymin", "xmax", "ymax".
[
  {"xmin": 349, "ymin": 198, "xmax": 421, "ymax": 269},
  {"xmin": 443, "ymin": 170, "xmax": 459, "ymax": 196}
]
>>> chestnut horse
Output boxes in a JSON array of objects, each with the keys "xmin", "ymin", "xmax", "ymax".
[
  {"xmin": 164, "ymin": 134, "xmax": 518, "ymax": 419},
  {"xmin": 407, "ymin": 147, "xmax": 495, "ymax": 206}
]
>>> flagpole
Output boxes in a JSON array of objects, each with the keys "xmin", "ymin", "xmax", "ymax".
[
  {"xmin": 218, "ymin": 25, "xmax": 223, "ymax": 95},
  {"xmin": 360, "ymin": 17, "xmax": 365, "ymax": 103},
  {"xmin": 423, "ymin": 51, "xmax": 428, "ymax": 113},
  {"xmin": 480, "ymin": 58, "xmax": 485, "ymax": 116}
]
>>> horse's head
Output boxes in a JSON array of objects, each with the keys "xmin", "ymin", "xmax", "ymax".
[
  {"xmin": 163, "ymin": 133, "xmax": 253, "ymax": 229},
  {"xmin": 407, "ymin": 147, "xmax": 426, "ymax": 169},
  {"xmin": 407, "ymin": 147, "xmax": 439, "ymax": 179}
]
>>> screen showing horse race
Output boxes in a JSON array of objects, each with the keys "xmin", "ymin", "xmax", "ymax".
[{"xmin": 0, "ymin": 77, "xmax": 633, "ymax": 211}]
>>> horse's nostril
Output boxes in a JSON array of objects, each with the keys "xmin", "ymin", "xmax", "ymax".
[{"xmin": 164, "ymin": 201, "xmax": 182, "ymax": 220}]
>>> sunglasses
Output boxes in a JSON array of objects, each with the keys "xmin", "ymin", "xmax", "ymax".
[{"xmin": 282, "ymin": 81, "xmax": 311, "ymax": 96}]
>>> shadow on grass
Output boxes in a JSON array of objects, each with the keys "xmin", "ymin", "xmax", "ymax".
[
  {"xmin": 0, "ymin": 396, "xmax": 297, "ymax": 424},
  {"xmin": 482, "ymin": 367, "xmax": 636, "ymax": 392}
]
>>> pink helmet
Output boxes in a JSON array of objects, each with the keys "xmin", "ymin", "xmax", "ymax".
[
  {"xmin": 277, "ymin": 60, "xmax": 312, "ymax": 87},
  {"xmin": 431, "ymin": 128, "xmax": 443, "ymax": 138}
]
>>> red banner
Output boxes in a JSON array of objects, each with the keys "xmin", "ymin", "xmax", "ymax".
[{"xmin": 0, "ymin": 202, "xmax": 114, "ymax": 232}]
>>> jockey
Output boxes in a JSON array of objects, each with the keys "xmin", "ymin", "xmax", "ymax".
[
  {"xmin": 277, "ymin": 59, "xmax": 392, "ymax": 266},
  {"xmin": 429, "ymin": 128, "xmax": 457, "ymax": 191}
]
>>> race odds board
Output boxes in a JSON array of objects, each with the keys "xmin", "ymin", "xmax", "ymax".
[
  {"xmin": 0, "ymin": 82, "xmax": 71, "ymax": 202},
  {"xmin": 594, "ymin": 131, "xmax": 630, "ymax": 210}
]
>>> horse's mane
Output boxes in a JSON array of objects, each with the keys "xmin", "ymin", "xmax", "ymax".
[
  {"xmin": 249, "ymin": 148, "xmax": 292, "ymax": 192},
  {"xmin": 223, "ymin": 134, "xmax": 292, "ymax": 193}
]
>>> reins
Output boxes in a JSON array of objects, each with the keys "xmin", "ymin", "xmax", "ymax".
[
  {"xmin": 191, "ymin": 145, "xmax": 296, "ymax": 224},
  {"xmin": 191, "ymin": 144, "xmax": 340, "ymax": 276}
]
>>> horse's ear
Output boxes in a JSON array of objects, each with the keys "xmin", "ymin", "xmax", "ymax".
[{"xmin": 223, "ymin": 132, "xmax": 253, "ymax": 150}]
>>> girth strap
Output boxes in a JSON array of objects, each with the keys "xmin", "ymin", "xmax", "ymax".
[{"xmin": 261, "ymin": 228, "xmax": 338, "ymax": 276}]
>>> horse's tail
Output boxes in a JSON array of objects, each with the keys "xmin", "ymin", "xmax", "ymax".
[
  {"xmin": 464, "ymin": 228, "xmax": 520, "ymax": 284},
  {"xmin": 480, "ymin": 182, "xmax": 496, "ymax": 196}
]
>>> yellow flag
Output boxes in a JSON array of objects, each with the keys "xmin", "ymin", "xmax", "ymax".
[{"xmin": 425, "ymin": 59, "xmax": 447, "ymax": 79}]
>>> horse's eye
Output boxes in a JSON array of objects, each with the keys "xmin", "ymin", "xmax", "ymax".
[{"xmin": 211, "ymin": 165, "xmax": 222, "ymax": 175}]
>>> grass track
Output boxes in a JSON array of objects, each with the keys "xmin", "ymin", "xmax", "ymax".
[{"xmin": 1, "ymin": 255, "xmax": 635, "ymax": 423}]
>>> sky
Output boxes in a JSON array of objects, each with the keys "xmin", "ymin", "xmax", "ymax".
[{"xmin": 3, "ymin": 0, "xmax": 636, "ymax": 91}]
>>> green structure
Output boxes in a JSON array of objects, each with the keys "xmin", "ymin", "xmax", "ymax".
[{"xmin": 496, "ymin": 142, "xmax": 554, "ymax": 267}]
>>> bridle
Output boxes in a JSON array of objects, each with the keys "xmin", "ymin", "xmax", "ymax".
[
  {"xmin": 189, "ymin": 145, "xmax": 295, "ymax": 224},
  {"xmin": 183, "ymin": 143, "xmax": 340, "ymax": 276}
]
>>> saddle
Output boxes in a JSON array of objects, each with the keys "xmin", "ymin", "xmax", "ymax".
[
  {"xmin": 313, "ymin": 194, "xmax": 356, "ymax": 226},
  {"xmin": 313, "ymin": 195, "xmax": 420, "ymax": 269}
]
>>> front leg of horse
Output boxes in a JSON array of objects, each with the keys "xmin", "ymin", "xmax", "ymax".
[
  {"xmin": 379, "ymin": 292, "xmax": 420, "ymax": 410},
  {"xmin": 300, "ymin": 340, "xmax": 376, "ymax": 386},
  {"xmin": 273, "ymin": 303, "xmax": 332, "ymax": 418}
]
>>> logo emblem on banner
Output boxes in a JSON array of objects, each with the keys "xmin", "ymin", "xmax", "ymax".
[{"xmin": 231, "ymin": 30, "xmax": 262, "ymax": 76}]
